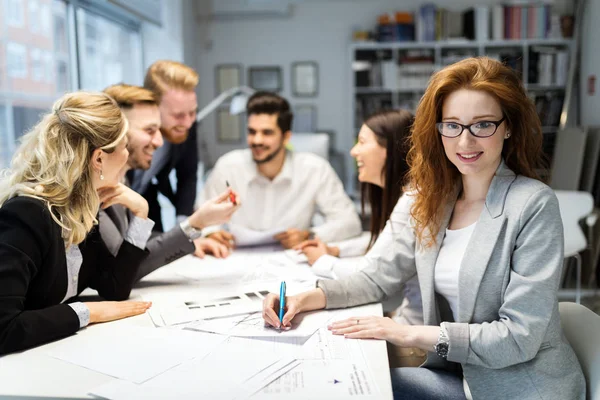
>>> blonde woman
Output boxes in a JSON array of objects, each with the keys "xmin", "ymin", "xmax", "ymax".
[{"xmin": 0, "ymin": 92, "xmax": 153, "ymax": 355}]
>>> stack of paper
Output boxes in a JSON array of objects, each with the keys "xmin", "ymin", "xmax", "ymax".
[
  {"xmin": 46, "ymin": 326, "xmax": 225, "ymax": 383},
  {"xmin": 254, "ymin": 359, "xmax": 379, "ymax": 399},
  {"xmin": 88, "ymin": 336, "xmax": 298, "ymax": 400}
]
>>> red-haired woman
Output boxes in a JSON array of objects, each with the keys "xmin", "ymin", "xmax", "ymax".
[{"xmin": 261, "ymin": 57, "xmax": 585, "ymax": 399}]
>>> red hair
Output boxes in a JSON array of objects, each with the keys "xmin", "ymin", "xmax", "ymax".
[{"xmin": 408, "ymin": 57, "xmax": 544, "ymax": 247}]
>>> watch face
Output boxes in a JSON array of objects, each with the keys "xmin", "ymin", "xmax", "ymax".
[{"xmin": 436, "ymin": 342, "xmax": 449, "ymax": 358}]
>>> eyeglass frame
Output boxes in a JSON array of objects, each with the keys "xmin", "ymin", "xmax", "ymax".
[{"xmin": 436, "ymin": 116, "xmax": 506, "ymax": 138}]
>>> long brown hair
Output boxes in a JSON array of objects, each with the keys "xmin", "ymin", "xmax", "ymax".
[
  {"xmin": 361, "ymin": 109, "xmax": 414, "ymax": 250},
  {"xmin": 408, "ymin": 57, "xmax": 544, "ymax": 247}
]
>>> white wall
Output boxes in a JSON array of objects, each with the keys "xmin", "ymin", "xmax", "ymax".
[
  {"xmin": 142, "ymin": 0, "xmax": 186, "ymax": 67},
  {"xmin": 190, "ymin": 0, "xmax": 573, "ymax": 187}
]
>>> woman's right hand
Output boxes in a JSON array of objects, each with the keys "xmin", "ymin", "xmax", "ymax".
[
  {"xmin": 84, "ymin": 301, "xmax": 152, "ymax": 324},
  {"xmin": 262, "ymin": 289, "xmax": 327, "ymax": 329},
  {"xmin": 294, "ymin": 239, "xmax": 340, "ymax": 265},
  {"xmin": 97, "ymin": 183, "xmax": 149, "ymax": 219},
  {"xmin": 207, "ymin": 230, "xmax": 235, "ymax": 249},
  {"xmin": 189, "ymin": 190, "xmax": 241, "ymax": 230}
]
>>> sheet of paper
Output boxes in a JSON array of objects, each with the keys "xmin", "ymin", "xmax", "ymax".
[
  {"xmin": 283, "ymin": 249, "xmax": 309, "ymax": 264},
  {"xmin": 89, "ymin": 336, "xmax": 285, "ymax": 400},
  {"xmin": 228, "ymin": 224, "xmax": 285, "ymax": 247},
  {"xmin": 234, "ymin": 358, "xmax": 301, "ymax": 400},
  {"xmin": 172, "ymin": 252, "xmax": 261, "ymax": 282},
  {"xmin": 299, "ymin": 327, "xmax": 364, "ymax": 361},
  {"xmin": 254, "ymin": 360, "xmax": 379, "ymax": 399},
  {"xmin": 186, "ymin": 309, "xmax": 331, "ymax": 338},
  {"xmin": 146, "ymin": 288, "xmax": 271, "ymax": 326},
  {"xmin": 47, "ymin": 326, "xmax": 225, "ymax": 384}
]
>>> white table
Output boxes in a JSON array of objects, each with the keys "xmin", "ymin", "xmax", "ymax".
[{"xmin": 0, "ymin": 249, "xmax": 393, "ymax": 399}]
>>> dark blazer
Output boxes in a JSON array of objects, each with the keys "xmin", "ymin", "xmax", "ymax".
[
  {"xmin": 98, "ymin": 205, "xmax": 194, "ymax": 282},
  {"xmin": 131, "ymin": 123, "xmax": 198, "ymax": 232},
  {"xmin": 0, "ymin": 196, "xmax": 148, "ymax": 355}
]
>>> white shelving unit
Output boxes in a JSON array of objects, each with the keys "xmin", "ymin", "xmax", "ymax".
[{"xmin": 344, "ymin": 38, "xmax": 575, "ymax": 195}]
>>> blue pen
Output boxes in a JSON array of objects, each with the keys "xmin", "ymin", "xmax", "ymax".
[{"xmin": 279, "ymin": 281, "xmax": 286, "ymax": 327}]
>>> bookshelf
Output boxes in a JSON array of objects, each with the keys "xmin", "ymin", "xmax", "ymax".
[{"xmin": 349, "ymin": 38, "xmax": 574, "ymax": 181}]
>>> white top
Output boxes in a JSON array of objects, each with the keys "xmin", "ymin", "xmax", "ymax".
[
  {"xmin": 199, "ymin": 150, "xmax": 362, "ymax": 243},
  {"xmin": 434, "ymin": 222, "xmax": 476, "ymax": 322}
]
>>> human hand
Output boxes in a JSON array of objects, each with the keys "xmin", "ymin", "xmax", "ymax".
[
  {"xmin": 193, "ymin": 237, "xmax": 230, "ymax": 258},
  {"xmin": 328, "ymin": 316, "xmax": 433, "ymax": 348},
  {"xmin": 97, "ymin": 183, "xmax": 149, "ymax": 219},
  {"xmin": 189, "ymin": 190, "xmax": 240, "ymax": 230},
  {"xmin": 207, "ymin": 230, "xmax": 235, "ymax": 249},
  {"xmin": 273, "ymin": 229, "xmax": 310, "ymax": 249},
  {"xmin": 84, "ymin": 301, "xmax": 152, "ymax": 324},
  {"xmin": 262, "ymin": 293, "xmax": 302, "ymax": 329},
  {"xmin": 293, "ymin": 238, "xmax": 328, "ymax": 265},
  {"xmin": 262, "ymin": 288, "xmax": 327, "ymax": 329}
]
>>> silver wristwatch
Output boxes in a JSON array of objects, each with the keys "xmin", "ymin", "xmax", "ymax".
[
  {"xmin": 179, "ymin": 218, "xmax": 203, "ymax": 241},
  {"xmin": 434, "ymin": 322, "xmax": 450, "ymax": 359}
]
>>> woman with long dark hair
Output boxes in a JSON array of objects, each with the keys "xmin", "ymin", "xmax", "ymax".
[{"xmin": 295, "ymin": 110, "xmax": 423, "ymax": 329}]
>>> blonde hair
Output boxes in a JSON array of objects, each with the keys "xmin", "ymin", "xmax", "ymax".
[
  {"xmin": 144, "ymin": 60, "xmax": 199, "ymax": 102},
  {"xmin": 0, "ymin": 91, "xmax": 128, "ymax": 247},
  {"xmin": 104, "ymin": 83, "xmax": 157, "ymax": 109}
]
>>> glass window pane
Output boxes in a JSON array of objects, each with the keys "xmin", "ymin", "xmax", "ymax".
[
  {"xmin": 76, "ymin": 8, "xmax": 142, "ymax": 91},
  {"xmin": 0, "ymin": 0, "xmax": 71, "ymax": 169}
]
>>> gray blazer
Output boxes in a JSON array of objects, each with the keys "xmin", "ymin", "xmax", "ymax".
[
  {"xmin": 99, "ymin": 205, "xmax": 194, "ymax": 282},
  {"xmin": 318, "ymin": 161, "xmax": 585, "ymax": 400}
]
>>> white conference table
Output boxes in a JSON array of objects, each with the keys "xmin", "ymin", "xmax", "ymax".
[{"xmin": 0, "ymin": 247, "xmax": 393, "ymax": 399}]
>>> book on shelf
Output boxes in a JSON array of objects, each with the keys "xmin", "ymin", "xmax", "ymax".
[
  {"xmin": 372, "ymin": 2, "xmax": 564, "ymax": 44},
  {"xmin": 528, "ymin": 46, "xmax": 569, "ymax": 86},
  {"xmin": 532, "ymin": 92, "xmax": 564, "ymax": 127}
]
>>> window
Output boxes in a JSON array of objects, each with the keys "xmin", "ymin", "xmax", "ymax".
[
  {"xmin": 28, "ymin": 0, "xmax": 40, "ymax": 33},
  {"xmin": 0, "ymin": 0, "xmax": 70, "ymax": 169},
  {"xmin": 76, "ymin": 8, "xmax": 143, "ymax": 90},
  {"xmin": 41, "ymin": 3, "xmax": 52, "ymax": 35},
  {"xmin": 0, "ymin": 0, "xmax": 144, "ymax": 169},
  {"xmin": 6, "ymin": 42, "xmax": 27, "ymax": 78},
  {"xmin": 30, "ymin": 48, "xmax": 44, "ymax": 81},
  {"xmin": 0, "ymin": 105, "xmax": 9, "ymax": 168},
  {"xmin": 5, "ymin": 0, "xmax": 25, "ymax": 27}
]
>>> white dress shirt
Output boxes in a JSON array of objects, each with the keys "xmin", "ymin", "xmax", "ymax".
[
  {"xmin": 199, "ymin": 149, "xmax": 361, "ymax": 243},
  {"xmin": 64, "ymin": 216, "xmax": 154, "ymax": 328}
]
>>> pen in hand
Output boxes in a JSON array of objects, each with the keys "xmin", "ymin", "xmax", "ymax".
[
  {"xmin": 225, "ymin": 180, "xmax": 237, "ymax": 206},
  {"xmin": 279, "ymin": 281, "xmax": 286, "ymax": 329}
]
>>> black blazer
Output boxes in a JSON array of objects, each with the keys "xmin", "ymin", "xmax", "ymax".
[
  {"xmin": 0, "ymin": 196, "xmax": 148, "ymax": 355},
  {"xmin": 141, "ymin": 123, "xmax": 198, "ymax": 232}
]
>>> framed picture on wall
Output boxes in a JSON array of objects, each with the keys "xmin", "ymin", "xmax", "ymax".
[
  {"xmin": 292, "ymin": 61, "xmax": 318, "ymax": 97},
  {"xmin": 248, "ymin": 66, "xmax": 282, "ymax": 92},
  {"xmin": 217, "ymin": 108, "xmax": 243, "ymax": 143},
  {"xmin": 216, "ymin": 64, "xmax": 242, "ymax": 94},
  {"xmin": 292, "ymin": 104, "xmax": 317, "ymax": 132}
]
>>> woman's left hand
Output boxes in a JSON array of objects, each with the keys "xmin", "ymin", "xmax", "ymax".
[
  {"xmin": 328, "ymin": 316, "xmax": 440, "ymax": 350},
  {"xmin": 328, "ymin": 315, "xmax": 412, "ymax": 346}
]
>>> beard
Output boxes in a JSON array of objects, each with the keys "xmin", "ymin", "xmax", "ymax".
[
  {"xmin": 251, "ymin": 143, "xmax": 285, "ymax": 164},
  {"xmin": 161, "ymin": 125, "xmax": 189, "ymax": 144},
  {"xmin": 127, "ymin": 143, "xmax": 153, "ymax": 171}
]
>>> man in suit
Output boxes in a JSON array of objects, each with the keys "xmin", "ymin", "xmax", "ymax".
[
  {"xmin": 101, "ymin": 84, "xmax": 235, "ymax": 281},
  {"xmin": 130, "ymin": 60, "xmax": 200, "ymax": 232}
]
